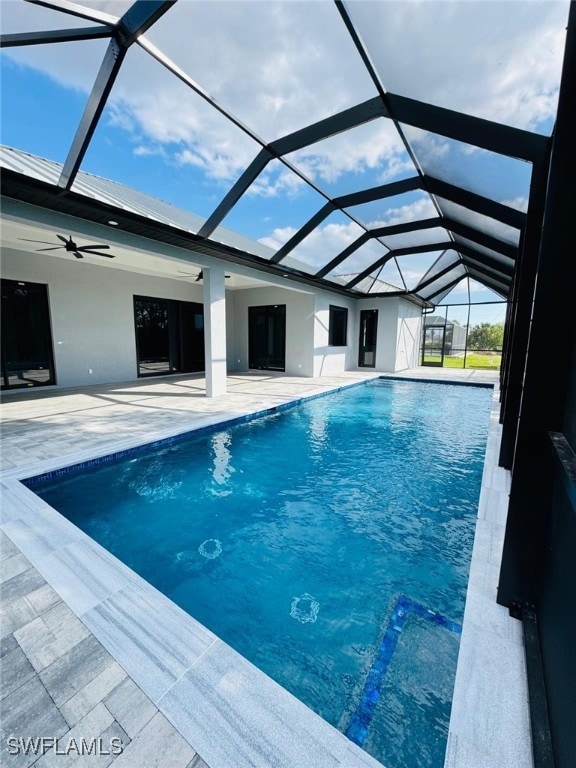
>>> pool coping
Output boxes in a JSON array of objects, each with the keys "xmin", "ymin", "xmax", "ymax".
[{"xmin": 0, "ymin": 372, "xmax": 530, "ymax": 768}]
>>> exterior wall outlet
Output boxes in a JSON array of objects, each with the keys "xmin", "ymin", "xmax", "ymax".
[{"xmin": 88, "ymin": 368, "xmax": 93, "ymax": 374}]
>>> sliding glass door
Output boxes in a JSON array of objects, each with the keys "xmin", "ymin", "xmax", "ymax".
[
  {"xmin": 134, "ymin": 296, "xmax": 204, "ymax": 377},
  {"xmin": 358, "ymin": 309, "xmax": 378, "ymax": 368},
  {"xmin": 1, "ymin": 279, "xmax": 56, "ymax": 390},
  {"xmin": 248, "ymin": 305, "xmax": 286, "ymax": 371}
]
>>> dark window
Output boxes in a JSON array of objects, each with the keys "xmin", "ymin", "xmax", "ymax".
[
  {"xmin": 1, "ymin": 279, "xmax": 56, "ymax": 390},
  {"xmin": 134, "ymin": 296, "xmax": 204, "ymax": 377},
  {"xmin": 358, "ymin": 309, "xmax": 378, "ymax": 367},
  {"xmin": 329, "ymin": 305, "xmax": 348, "ymax": 346},
  {"xmin": 248, "ymin": 305, "xmax": 286, "ymax": 371}
]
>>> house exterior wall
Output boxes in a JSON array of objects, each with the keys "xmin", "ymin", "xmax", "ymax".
[
  {"xmin": 312, "ymin": 292, "xmax": 358, "ymax": 377},
  {"xmin": 227, "ymin": 286, "xmax": 315, "ymax": 376},
  {"xmin": 1, "ymin": 247, "xmax": 423, "ymax": 389},
  {"xmin": 396, "ymin": 299, "xmax": 423, "ymax": 370},
  {"xmin": 357, "ymin": 297, "xmax": 422, "ymax": 372},
  {"xmin": 1, "ymin": 248, "xmax": 204, "ymax": 388}
]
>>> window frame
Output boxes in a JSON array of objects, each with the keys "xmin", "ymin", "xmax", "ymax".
[{"xmin": 328, "ymin": 305, "xmax": 348, "ymax": 347}]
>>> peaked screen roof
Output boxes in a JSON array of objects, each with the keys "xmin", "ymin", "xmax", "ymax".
[{"xmin": 1, "ymin": 0, "xmax": 571, "ymax": 304}]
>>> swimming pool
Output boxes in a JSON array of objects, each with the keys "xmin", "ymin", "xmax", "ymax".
[{"xmin": 28, "ymin": 379, "xmax": 492, "ymax": 768}]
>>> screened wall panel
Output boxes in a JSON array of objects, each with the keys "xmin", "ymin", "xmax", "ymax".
[
  {"xmin": 1, "ymin": 39, "xmax": 109, "ymax": 164},
  {"xmin": 394, "ymin": 252, "xmax": 445, "ymax": 290},
  {"xmin": 81, "ymin": 44, "xmax": 263, "ymax": 220},
  {"xmin": 345, "ymin": 190, "xmax": 436, "ymax": 229},
  {"xmin": 146, "ymin": 0, "xmax": 378, "ymax": 143},
  {"xmin": 323, "ymin": 240, "xmax": 391, "ymax": 283},
  {"xmin": 342, "ymin": 0, "xmax": 568, "ymax": 134},
  {"xmin": 285, "ymin": 118, "xmax": 414, "ymax": 198},
  {"xmin": 379, "ymin": 226, "xmax": 450, "ymax": 251},
  {"xmin": 433, "ymin": 198, "xmax": 522, "ymax": 246},
  {"xmin": 418, "ymin": 250, "xmax": 462, "ymax": 286},
  {"xmin": 418, "ymin": 264, "xmax": 467, "ymax": 301},
  {"xmin": 280, "ymin": 212, "xmax": 365, "ymax": 274},
  {"xmin": 402, "ymin": 126, "xmax": 533, "ymax": 204},
  {"xmin": 453, "ymin": 235, "xmax": 515, "ymax": 266},
  {"xmin": 218, "ymin": 158, "xmax": 328, "ymax": 251}
]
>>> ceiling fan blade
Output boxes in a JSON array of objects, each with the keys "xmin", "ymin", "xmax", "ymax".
[
  {"xmin": 73, "ymin": 252, "xmax": 84, "ymax": 259},
  {"xmin": 19, "ymin": 238, "xmax": 60, "ymax": 245},
  {"xmin": 78, "ymin": 244, "xmax": 110, "ymax": 252},
  {"xmin": 36, "ymin": 246, "xmax": 64, "ymax": 251},
  {"xmin": 57, "ymin": 234, "xmax": 70, "ymax": 244}
]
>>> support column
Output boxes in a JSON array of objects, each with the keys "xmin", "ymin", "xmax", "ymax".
[
  {"xmin": 203, "ymin": 265, "xmax": 227, "ymax": 398},
  {"xmin": 498, "ymin": 3, "xmax": 576, "ymax": 607}
]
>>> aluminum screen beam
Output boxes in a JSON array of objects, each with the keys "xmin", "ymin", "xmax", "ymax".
[
  {"xmin": 58, "ymin": 39, "xmax": 126, "ymax": 190},
  {"xmin": 423, "ymin": 274, "xmax": 466, "ymax": 302},
  {"xmin": 315, "ymin": 233, "xmax": 372, "ymax": 279},
  {"xmin": 463, "ymin": 255, "xmax": 514, "ymax": 282},
  {"xmin": 118, "ymin": 0, "xmax": 177, "ymax": 46},
  {"xmin": 345, "ymin": 251, "xmax": 396, "ymax": 289},
  {"xmin": 25, "ymin": 0, "xmax": 118, "ymax": 26},
  {"xmin": 387, "ymin": 241, "xmax": 456, "ymax": 258},
  {"xmin": 414, "ymin": 261, "xmax": 463, "ymax": 294},
  {"xmin": 457, "ymin": 244, "xmax": 514, "ymax": 276},
  {"xmin": 464, "ymin": 259, "xmax": 512, "ymax": 286},
  {"xmin": 57, "ymin": 0, "xmax": 175, "ymax": 190},
  {"xmin": 269, "ymin": 97, "xmax": 387, "ymax": 156},
  {"xmin": 426, "ymin": 176, "xmax": 526, "ymax": 229},
  {"xmin": 315, "ymin": 218, "xmax": 448, "ymax": 279},
  {"xmin": 270, "ymin": 203, "xmax": 336, "ymax": 264},
  {"xmin": 197, "ymin": 149, "xmax": 274, "ymax": 239},
  {"xmin": 346, "ymin": 239, "xmax": 512, "ymax": 290},
  {"xmin": 370, "ymin": 216, "xmax": 443, "ymax": 239},
  {"xmin": 465, "ymin": 268, "xmax": 509, "ymax": 297},
  {"xmin": 443, "ymin": 217, "xmax": 518, "ymax": 259},
  {"xmin": 0, "ymin": 26, "xmax": 111, "ymax": 47},
  {"xmin": 334, "ymin": 176, "xmax": 421, "ymax": 209},
  {"xmin": 386, "ymin": 92, "xmax": 548, "ymax": 164}
]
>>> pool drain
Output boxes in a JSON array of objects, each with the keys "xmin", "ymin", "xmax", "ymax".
[
  {"xmin": 198, "ymin": 538, "xmax": 223, "ymax": 559},
  {"xmin": 290, "ymin": 593, "xmax": 320, "ymax": 623}
]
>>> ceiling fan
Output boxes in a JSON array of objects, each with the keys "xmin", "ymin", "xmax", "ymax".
[
  {"xmin": 20, "ymin": 234, "xmax": 115, "ymax": 260},
  {"xmin": 178, "ymin": 269, "xmax": 231, "ymax": 281}
]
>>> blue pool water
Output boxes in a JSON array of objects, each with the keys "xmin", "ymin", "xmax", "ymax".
[{"xmin": 30, "ymin": 379, "xmax": 492, "ymax": 768}]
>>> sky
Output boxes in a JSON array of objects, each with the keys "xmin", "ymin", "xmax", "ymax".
[{"xmin": 0, "ymin": 0, "xmax": 571, "ymax": 312}]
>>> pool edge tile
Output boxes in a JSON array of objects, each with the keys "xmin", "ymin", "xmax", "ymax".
[{"xmin": 157, "ymin": 640, "xmax": 385, "ymax": 768}]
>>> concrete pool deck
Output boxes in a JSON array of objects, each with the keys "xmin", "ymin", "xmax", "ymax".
[{"xmin": 0, "ymin": 369, "xmax": 531, "ymax": 767}]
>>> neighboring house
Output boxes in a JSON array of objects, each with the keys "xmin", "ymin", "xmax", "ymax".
[{"xmin": 423, "ymin": 315, "xmax": 467, "ymax": 353}]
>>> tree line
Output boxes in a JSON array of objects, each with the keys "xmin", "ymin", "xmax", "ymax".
[{"xmin": 451, "ymin": 321, "xmax": 504, "ymax": 350}]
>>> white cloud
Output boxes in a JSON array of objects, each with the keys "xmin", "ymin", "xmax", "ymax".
[
  {"xmin": 287, "ymin": 118, "xmax": 414, "ymax": 188},
  {"xmin": 258, "ymin": 225, "xmax": 298, "ymax": 251},
  {"xmin": 272, "ymin": 218, "xmax": 366, "ymax": 270},
  {"xmin": 363, "ymin": 195, "xmax": 438, "ymax": 229},
  {"xmin": 247, "ymin": 162, "xmax": 307, "ymax": 198},
  {"xmin": 501, "ymin": 196, "xmax": 529, "ymax": 212},
  {"xmin": 346, "ymin": 0, "xmax": 569, "ymax": 133},
  {"xmin": 2, "ymin": 0, "xmax": 569, "ymax": 200}
]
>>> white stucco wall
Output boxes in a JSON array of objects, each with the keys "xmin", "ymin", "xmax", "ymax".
[
  {"xmin": 313, "ymin": 292, "xmax": 358, "ymax": 377},
  {"xmin": 2, "ymin": 247, "xmax": 424, "ymax": 388},
  {"xmin": 356, "ymin": 297, "xmax": 423, "ymax": 372},
  {"xmin": 227, "ymin": 286, "xmax": 316, "ymax": 376},
  {"xmin": 357, "ymin": 297, "xmax": 399, "ymax": 371},
  {"xmin": 396, "ymin": 299, "xmax": 423, "ymax": 370},
  {"xmin": 1, "ymin": 248, "xmax": 204, "ymax": 388}
]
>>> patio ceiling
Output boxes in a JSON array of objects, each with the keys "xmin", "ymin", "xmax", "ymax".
[{"xmin": 0, "ymin": 0, "xmax": 571, "ymax": 304}]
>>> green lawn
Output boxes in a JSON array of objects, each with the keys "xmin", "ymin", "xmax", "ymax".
[
  {"xmin": 444, "ymin": 352, "xmax": 501, "ymax": 370},
  {"xmin": 422, "ymin": 352, "xmax": 501, "ymax": 369}
]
